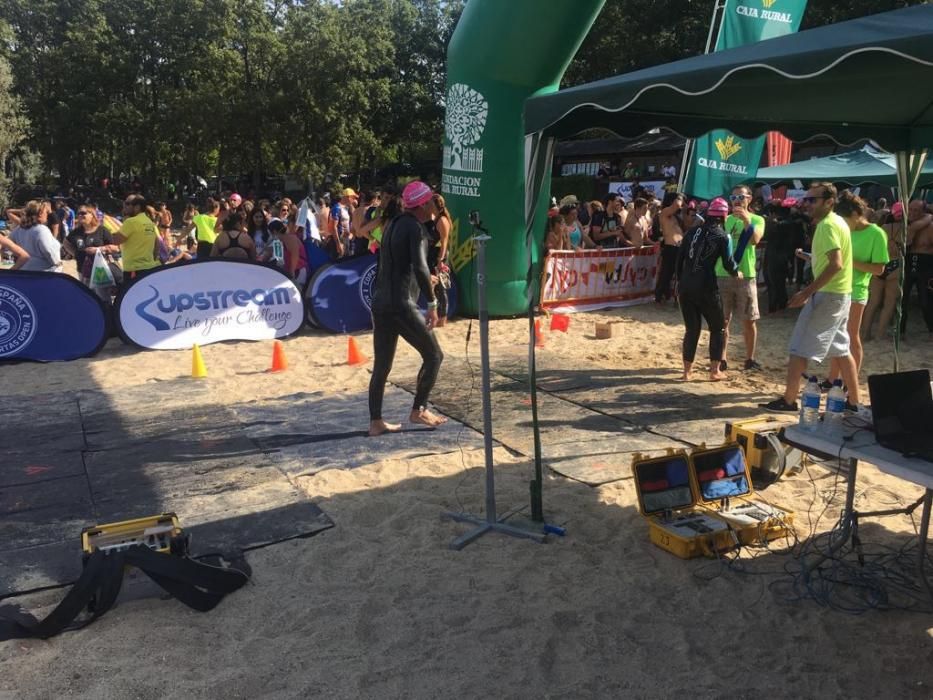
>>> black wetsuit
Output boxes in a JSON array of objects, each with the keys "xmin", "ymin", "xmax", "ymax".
[
  {"xmin": 901, "ymin": 251, "xmax": 933, "ymax": 334},
  {"xmin": 764, "ymin": 216, "xmax": 804, "ymax": 312},
  {"xmin": 369, "ymin": 213, "xmax": 443, "ymax": 420},
  {"xmin": 655, "ymin": 243, "xmax": 679, "ymax": 302},
  {"xmin": 676, "ymin": 221, "xmax": 738, "ymax": 363}
]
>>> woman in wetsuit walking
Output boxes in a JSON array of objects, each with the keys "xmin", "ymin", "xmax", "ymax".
[
  {"xmin": 675, "ymin": 197, "xmax": 739, "ymax": 381},
  {"xmin": 368, "ymin": 181, "xmax": 447, "ymax": 437}
]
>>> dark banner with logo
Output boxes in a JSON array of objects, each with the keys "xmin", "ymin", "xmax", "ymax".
[
  {"xmin": 0, "ymin": 271, "xmax": 109, "ymax": 362},
  {"xmin": 116, "ymin": 260, "xmax": 305, "ymax": 349},
  {"xmin": 306, "ymin": 254, "xmax": 459, "ymax": 333}
]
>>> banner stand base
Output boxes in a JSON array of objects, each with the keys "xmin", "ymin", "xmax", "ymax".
[
  {"xmin": 441, "ymin": 511, "xmax": 546, "ymax": 550},
  {"xmin": 441, "ymin": 232, "xmax": 546, "ymax": 551}
]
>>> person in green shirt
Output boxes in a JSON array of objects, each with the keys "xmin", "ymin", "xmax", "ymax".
[
  {"xmin": 715, "ymin": 185, "xmax": 765, "ymax": 371},
  {"xmin": 830, "ymin": 191, "xmax": 888, "ymax": 380},
  {"xmin": 760, "ymin": 182, "xmax": 861, "ymax": 413},
  {"xmin": 182, "ymin": 197, "xmax": 220, "ymax": 259}
]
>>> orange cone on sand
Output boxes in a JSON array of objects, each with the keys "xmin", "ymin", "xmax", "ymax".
[
  {"xmin": 550, "ymin": 313, "xmax": 570, "ymax": 332},
  {"xmin": 534, "ymin": 319, "xmax": 545, "ymax": 348},
  {"xmin": 191, "ymin": 344, "xmax": 207, "ymax": 378},
  {"xmin": 347, "ymin": 336, "xmax": 368, "ymax": 365},
  {"xmin": 269, "ymin": 340, "xmax": 288, "ymax": 373}
]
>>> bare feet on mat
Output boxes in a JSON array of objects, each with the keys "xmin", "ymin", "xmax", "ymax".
[
  {"xmin": 369, "ymin": 420, "xmax": 402, "ymax": 437},
  {"xmin": 410, "ymin": 408, "xmax": 448, "ymax": 428}
]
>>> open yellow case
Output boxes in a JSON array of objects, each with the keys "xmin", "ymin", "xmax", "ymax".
[
  {"xmin": 687, "ymin": 443, "xmax": 795, "ymax": 546},
  {"xmin": 631, "ymin": 449, "xmax": 737, "ymax": 559}
]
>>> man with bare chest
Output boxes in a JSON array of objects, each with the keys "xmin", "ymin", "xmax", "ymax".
[
  {"xmin": 623, "ymin": 197, "xmax": 650, "ymax": 247},
  {"xmin": 655, "ymin": 191, "xmax": 685, "ymax": 303},
  {"xmin": 903, "ymin": 200, "xmax": 933, "ymax": 338}
]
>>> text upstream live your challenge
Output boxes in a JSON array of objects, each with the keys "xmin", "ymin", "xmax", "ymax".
[{"xmin": 157, "ymin": 288, "xmax": 294, "ymax": 335}]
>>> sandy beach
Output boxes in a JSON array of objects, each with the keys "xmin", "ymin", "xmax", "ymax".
[{"xmin": 1, "ymin": 289, "xmax": 933, "ymax": 699}]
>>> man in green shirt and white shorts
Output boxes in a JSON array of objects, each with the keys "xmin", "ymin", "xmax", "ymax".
[
  {"xmin": 760, "ymin": 183, "xmax": 861, "ymax": 413},
  {"xmin": 716, "ymin": 185, "xmax": 765, "ymax": 371}
]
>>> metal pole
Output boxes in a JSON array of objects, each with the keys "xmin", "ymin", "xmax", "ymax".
[
  {"xmin": 476, "ymin": 235, "xmax": 498, "ymax": 524},
  {"xmin": 679, "ymin": 0, "xmax": 727, "ymax": 192},
  {"xmin": 442, "ymin": 231, "xmax": 546, "ymax": 550}
]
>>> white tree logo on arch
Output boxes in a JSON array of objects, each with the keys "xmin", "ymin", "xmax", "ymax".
[{"xmin": 444, "ymin": 83, "xmax": 488, "ymax": 173}]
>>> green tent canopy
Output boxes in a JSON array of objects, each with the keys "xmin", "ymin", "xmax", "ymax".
[
  {"xmin": 754, "ymin": 145, "xmax": 933, "ymax": 188},
  {"xmin": 524, "ymin": 5, "xmax": 933, "ymax": 371},
  {"xmin": 524, "ymin": 6, "xmax": 933, "ymax": 149}
]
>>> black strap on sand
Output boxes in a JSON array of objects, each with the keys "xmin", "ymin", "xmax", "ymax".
[{"xmin": 0, "ymin": 545, "xmax": 249, "ymax": 640}]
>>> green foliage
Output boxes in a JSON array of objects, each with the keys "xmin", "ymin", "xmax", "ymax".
[
  {"xmin": 2, "ymin": 0, "xmax": 919, "ymax": 198},
  {"xmin": 565, "ymin": 0, "xmax": 928, "ymax": 86},
  {"xmin": 551, "ymin": 175, "xmax": 598, "ymax": 204},
  {"xmin": 0, "ymin": 52, "xmax": 27, "ymax": 209},
  {"xmin": 2, "ymin": 0, "xmax": 464, "ymax": 196}
]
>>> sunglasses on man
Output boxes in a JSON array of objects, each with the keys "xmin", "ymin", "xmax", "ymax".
[
  {"xmin": 728, "ymin": 194, "xmax": 749, "ymax": 202},
  {"xmin": 801, "ymin": 195, "xmax": 830, "ymax": 204}
]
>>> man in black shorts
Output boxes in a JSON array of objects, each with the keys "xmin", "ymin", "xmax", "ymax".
[{"xmin": 368, "ymin": 180, "xmax": 447, "ymax": 436}]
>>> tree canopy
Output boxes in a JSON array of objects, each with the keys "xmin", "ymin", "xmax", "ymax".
[
  {"xmin": 0, "ymin": 0, "xmax": 463, "ymax": 196},
  {"xmin": 0, "ymin": 0, "xmax": 926, "ymax": 199}
]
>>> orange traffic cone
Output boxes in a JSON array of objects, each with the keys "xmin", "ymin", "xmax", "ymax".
[
  {"xmin": 347, "ymin": 336, "xmax": 367, "ymax": 365},
  {"xmin": 269, "ymin": 340, "xmax": 288, "ymax": 373},
  {"xmin": 191, "ymin": 344, "xmax": 207, "ymax": 378},
  {"xmin": 534, "ymin": 319, "xmax": 545, "ymax": 348},
  {"xmin": 550, "ymin": 313, "xmax": 570, "ymax": 332}
]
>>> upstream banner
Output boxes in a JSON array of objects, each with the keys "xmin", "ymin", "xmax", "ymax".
[
  {"xmin": 117, "ymin": 260, "xmax": 305, "ymax": 350},
  {"xmin": 685, "ymin": 0, "xmax": 808, "ymax": 199},
  {"xmin": 540, "ymin": 247, "xmax": 658, "ymax": 313}
]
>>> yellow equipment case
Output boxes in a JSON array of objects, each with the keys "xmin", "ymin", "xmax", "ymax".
[
  {"xmin": 724, "ymin": 416, "xmax": 802, "ymax": 483},
  {"xmin": 688, "ymin": 443, "xmax": 794, "ymax": 546},
  {"xmin": 81, "ymin": 512, "xmax": 188, "ymax": 560},
  {"xmin": 632, "ymin": 450, "xmax": 737, "ymax": 559}
]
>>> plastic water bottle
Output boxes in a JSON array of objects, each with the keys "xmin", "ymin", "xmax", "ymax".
[
  {"xmin": 271, "ymin": 238, "xmax": 285, "ymax": 265},
  {"xmin": 824, "ymin": 380, "xmax": 847, "ymax": 435},
  {"xmin": 800, "ymin": 376, "xmax": 822, "ymax": 432}
]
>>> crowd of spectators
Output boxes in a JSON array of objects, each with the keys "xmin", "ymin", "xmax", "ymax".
[
  {"xmin": 1, "ymin": 182, "xmax": 456, "ymax": 325},
  {"xmin": 544, "ymin": 181, "xmax": 933, "ymax": 396}
]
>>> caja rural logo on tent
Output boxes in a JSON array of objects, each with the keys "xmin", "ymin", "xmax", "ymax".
[
  {"xmin": 715, "ymin": 135, "xmax": 743, "ymax": 162},
  {"xmin": 697, "ymin": 134, "xmax": 749, "ymax": 175},
  {"xmin": 735, "ymin": 0, "xmax": 793, "ymax": 23},
  {"xmin": 0, "ymin": 285, "xmax": 37, "ymax": 356}
]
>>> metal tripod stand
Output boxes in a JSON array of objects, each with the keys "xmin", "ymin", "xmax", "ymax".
[{"xmin": 442, "ymin": 228, "xmax": 546, "ymax": 550}]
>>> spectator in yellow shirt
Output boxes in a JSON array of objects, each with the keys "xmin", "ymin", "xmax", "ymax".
[{"xmin": 111, "ymin": 194, "xmax": 160, "ymax": 288}]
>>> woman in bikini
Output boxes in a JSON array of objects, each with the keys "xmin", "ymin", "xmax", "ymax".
[{"xmin": 211, "ymin": 210, "xmax": 256, "ymax": 261}]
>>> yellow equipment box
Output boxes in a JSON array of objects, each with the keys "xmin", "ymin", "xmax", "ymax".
[
  {"xmin": 81, "ymin": 513, "xmax": 188, "ymax": 558},
  {"xmin": 724, "ymin": 416, "xmax": 802, "ymax": 482},
  {"xmin": 632, "ymin": 450, "xmax": 737, "ymax": 559},
  {"xmin": 688, "ymin": 443, "xmax": 795, "ymax": 546}
]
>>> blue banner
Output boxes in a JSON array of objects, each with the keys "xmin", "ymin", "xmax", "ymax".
[
  {"xmin": 0, "ymin": 271, "xmax": 109, "ymax": 362},
  {"xmin": 306, "ymin": 254, "xmax": 458, "ymax": 333}
]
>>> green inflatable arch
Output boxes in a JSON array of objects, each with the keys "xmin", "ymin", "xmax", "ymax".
[{"xmin": 442, "ymin": 0, "xmax": 606, "ymax": 316}]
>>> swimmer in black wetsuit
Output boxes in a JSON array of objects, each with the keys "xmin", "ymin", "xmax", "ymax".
[
  {"xmin": 368, "ymin": 181, "xmax": 447, "ymax": 436},
  {"xmin": 675, "ymin": 197, "xmax": 739, "ymax": 382}
]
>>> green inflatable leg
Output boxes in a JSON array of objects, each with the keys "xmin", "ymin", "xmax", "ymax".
[{"xmin": 442, "ymin": 0, "xmax": 605, "ymax": 316}]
